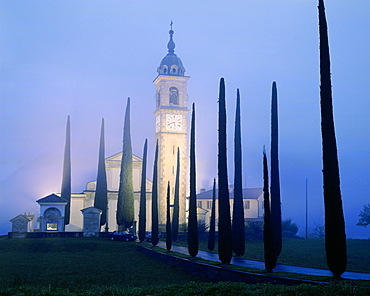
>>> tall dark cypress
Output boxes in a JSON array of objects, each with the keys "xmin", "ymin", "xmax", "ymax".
[
  {"xmin": 318, "ymin": 0, "xmax": 347, "ymax": 278},
  {"xmin": 117, "ymin": 97, "xmax": 135, "ymax": 231},
  {"xmin": 166, "ymin": 181, "xmax": 172, "ymax": 251},
  {"xmin": 188, "ymin": 103, "xmax": 198, "ymax": 257},
  {"xmin": 139, "ymin": 139, "xmax": 148, "ymax": 242},
  {"xmin": 218, "ymin": 78, "xmax": 232, "ymax": 264},
  {"xmin": 207, "ymin": 178, "xmax": 216, "ymax": 251},
  {"xmin": 151, "ymin": 140, "xmax": 159, "ymax": 246},
  {"xmin": 270, "ymin": 81, "xmax": 282, "ymax": 258},
  {"xmin": 232, "ymin": 89, "xmax": 245, "ymax": 257},
  {"xmin": 172, "ymin": 148, "xmax": 180, "ymax": 242},
  {"xmin": 61, "ymin": 115, "xmax": 71, "ymax": 225},
  {"xmin": 263, "ymin": 148, "xmax": 276, "ymax": 272},
  {"xmin": 94, "ymin": 118, "xmax": 108, "ymax": 228}
]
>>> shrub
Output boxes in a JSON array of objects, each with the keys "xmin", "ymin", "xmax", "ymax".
[{"xmin": 245, "ymin": 221, "xmax": 263, "ymax": 240}]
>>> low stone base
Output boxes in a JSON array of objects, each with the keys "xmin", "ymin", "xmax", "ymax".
[
  {"xmin": 137, "ymin": 244, "xmax": 322, "ymax": 285},
  {"xmin": 8, "ymin": 232, "xmax": 27, "ymax": 239},
  {"xmin": 8, "ymin": 231, "xmax": 113, "ymax": 239},
  {"xmin": 83, "ymin": 231, "xmax": 99, "ymax": 237}
]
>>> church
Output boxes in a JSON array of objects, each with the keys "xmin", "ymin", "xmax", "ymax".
[{"xmin": 10, "ymin": 26, "xmax": 264, "ymax": 236}]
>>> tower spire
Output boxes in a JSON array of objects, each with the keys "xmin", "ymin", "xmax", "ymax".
[
  {"xmin": 167, "ymin": 21, "xmax": 175, "ymax": 54},
  {"xmin": 157, "ymin": 21, "xmax": 185, "ymax": 76}
]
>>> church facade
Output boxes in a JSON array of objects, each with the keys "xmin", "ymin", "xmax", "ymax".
[{"xmin": 66, "ymin": 153, "xmax": 153, "ymax": 232}]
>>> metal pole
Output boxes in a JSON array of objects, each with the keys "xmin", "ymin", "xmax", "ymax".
[{"xmin": 305, "ymin": 178, "xmax": 308, "ymax": 239}]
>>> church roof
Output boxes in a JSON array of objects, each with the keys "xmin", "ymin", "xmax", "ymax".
[
  {"xmin": 160, "ymin": 53, "xmax": 184, "ymax": 71},
  {"xmin": 105, "ymin": 152, "xmax": 143, "ymax": 163},
  {"xmin": 36, "ymin": 193, "xmax": 68, "ymax": 203},
  {"xmin": 10, "ymin": 214, "xmax": 31, "ymax": 222},
  {"xmin": 195, "ymin": 188, "xmax": 263, "ymax": 200},
  {"xmin": 157, "ymin": 25, "xmax": 185, "ymax": 76}
]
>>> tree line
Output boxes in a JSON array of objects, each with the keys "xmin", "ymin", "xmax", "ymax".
[{"xmin": 59, "ymin": 0, "xmax": 346, "ymax": 278}]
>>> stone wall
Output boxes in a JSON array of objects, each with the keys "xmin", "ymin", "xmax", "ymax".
[
  {"xmin": 137, "ymin": 245, "xmax": 321, "ymax": 285},
  {"xmin": 8, "ymin": 232, "xmax": 113, "ymax": 239},
  {"xmin": 81, "ymin": 207, "xmax": 102, "ymax": 237},
  {"xmin": 10, "ymin": 215, "xmax": 30, "ymax": 233}
]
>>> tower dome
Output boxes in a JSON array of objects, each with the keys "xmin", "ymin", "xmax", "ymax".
[{"xmin": 157, "ymin": 25, "xmax": 186, "ymax": 76}]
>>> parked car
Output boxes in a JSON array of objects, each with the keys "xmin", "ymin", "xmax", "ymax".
[
  {"xmin": 145, "ymin": 231, "xmax": 162, "ymax": 242},
  {"xmin": 110, "ymin": 231, "xmax": 137, "ymax": 242},
  {"xmin": 145, "ymin": 231, "xmax": 152, "ymax": 242}
]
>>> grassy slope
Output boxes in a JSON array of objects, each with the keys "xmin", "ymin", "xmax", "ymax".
[
  {"xmin": 2, "ymin": 281, "xmax": 370, "ymax": 296},
  {"xmin": 1, "ymin": 237, "xmax": 369, "ymax": 295},
  {"xmin": 0, "ymin": 237, "xmax": 206, "ymax": 290}
]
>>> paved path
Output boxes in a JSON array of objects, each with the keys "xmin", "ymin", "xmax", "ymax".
[{"xmin": 156, "ymin": 241, "xmax": 370, "ymax": 280}]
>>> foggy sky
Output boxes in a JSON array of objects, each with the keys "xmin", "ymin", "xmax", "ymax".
[{"xmin": 0, "ymin": 1, "xmax": 369, "ymax": 238}]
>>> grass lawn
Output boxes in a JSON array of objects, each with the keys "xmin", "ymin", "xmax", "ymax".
[
  {"xmin": 0, "ymin": 237, "xmax": 207, "ymax": 290},
  {"xmin": 0, "ymin": 236, "xmax": 369, "ymax": 295},
  {"xmin": 175, "ymin": 236, "xmax": 370, "ymax": 273}
]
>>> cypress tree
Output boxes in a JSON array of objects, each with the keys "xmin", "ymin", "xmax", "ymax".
[
  {"xmin": 318, "ymin": 0, "xmax": 347, "ymax": 278},
  {"xmin": 151, "ymin": 140, "xmax": 159, "ymax": 246},
  {"xmin": 139, "ymin": 138, "xmax": 148, "ymax": 242},
  {"xmin": 232, "ymin": 88, "xmax": 245, "ymax": 257},
  {"xmin": 166, "ymin": 181, "xmax": 172, "ymax": 251},
  {"xmin": 270, "ymin": 81, "xmax": 282, "ymax": 258},
  {"xmin": 94, "ymin": 118, "xmax": 108, "ymax": 228},
  {"xmin": 207, "ymin": 178, "xmax": 216, "ymax": 251},
  {"xmin": 188, "ymin": 103, "xmax": 198, "ymax": 257},
  {"xmin": 117, "ymin": 97, "xmax": 135, "ymax": 231},
  {"xmin": 218, "ymin": 78, "xmax": 232, "ymax": 264},
  {"xmin": 263, "ymin": 148, "xmax": 276, "ymax": 272},
  {"xmin": 172, "ymin": 147, "xmax": 180, "ymax": 242},
  {"xmin": 61, "ymin": 115, "xmax": 71, "ymax": 226}
]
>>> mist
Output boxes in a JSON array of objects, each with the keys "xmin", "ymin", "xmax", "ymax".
[{"xmin": 1, "ymin": 1, "xmax": 369, "ymax": 238}]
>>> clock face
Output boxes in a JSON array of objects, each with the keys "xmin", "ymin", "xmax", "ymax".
[
  {"xmin": 166, "ymin": 114, "xmax": 182, "ymax": 131},
  {"xmin": 156, "ymin": 115, "xmax": 160, "ymax": 133}
]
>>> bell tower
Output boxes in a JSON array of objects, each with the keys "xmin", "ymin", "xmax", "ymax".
[{"xmin": 154, "ymin": 24, "xmax": 189, "ymax": 228}]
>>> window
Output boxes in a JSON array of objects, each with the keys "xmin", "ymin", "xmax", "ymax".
[
  {"xmin": 197, "ymin": 201, "xmax": 202, "ymax": 208},
  {"xmin": 157, "ymin": 92, "xmax": 160, "ymax": 108},
  {"xmin": 46, "ymin": 223, "xmax": 57, "ymax": 231},
  {"xmin": 207, "ymin": 201, "xmax": 212, "ymax": 209},
  {"xmin": 244, "ymin": 200, "xmax": 250, "ymax": 209},
  {"xmin": 169, "ymin": 87, "xmax": 179, "ymax": 105}
]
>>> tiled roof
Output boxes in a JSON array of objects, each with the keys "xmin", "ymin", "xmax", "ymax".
[
  {"xmin": 10, "ymin": 214, "xmax": 31, "ymax": 222},
  {"xmin": 36, "ymin": 193, "xmax": 68, "ymax": 203},
  {"xmin": 195, "ymin": 188, "xmax": 263, "ymax": 200}
]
